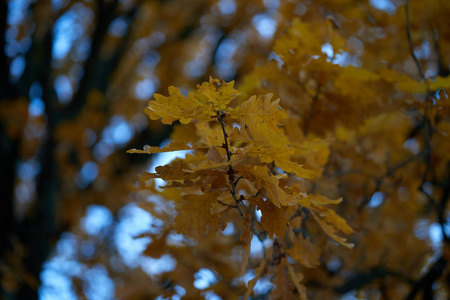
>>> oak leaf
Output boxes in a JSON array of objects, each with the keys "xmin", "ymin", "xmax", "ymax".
[
  {"xmin": 127, "ymin": 140, "xmax": 207, "ymax": 154},
  {"xmin": 286, "ymin": 234, "xmax": 320, "ymax": 268},
  {"xmin": 286, "ymin": 263, "xmax": 308, "ymax": 300},
  {"xmin": 243, "ymin": 259, "xmax": 266, "ymax": 300},
  {"xmin": 237, "ymin": 165, "xmax": 289, "ymax": 207},
  {"xmin": 173, "ymin": 192, "xmax": 220, "ymax": 237},
  {"xmin": 310, "ymin": 209, "xmax": 354, "ymax": 249},
  {"xmin": 146, "ymin": 86, "xmax": 215, "ymax": 124},
  {"xmin": 240, "ymin": 214, "xmax": 253, "ymax": 276},
  {"xmin": 195, "ymin": 77, "xmax": 240, "ymax": 110},
  {"xmin": 270, "ymin": 258, "xmax": 297, "ymax": 300},
  {"xmin": 256, "ymin": 199, "xmax": 289, "ymax": 238}
]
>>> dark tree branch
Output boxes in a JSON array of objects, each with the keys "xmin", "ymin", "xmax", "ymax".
[
  {"xmin": 14, "ymin": 1, "xmax": 61, "ymax": 101},
  {"xmin": 0, "ymin": 2, "xmax": 17, "ymax": 267},
  {"xmin": 431, "ymin": 29, "xmax": 450, "ymax": 77},
  {"xmin": 0, "ymin": 136, "xmax": 19, "ymax": 258},
  {"xmin": 61, "ymin": 0, "xmax": 119, "ymax": 120},
  {"xmin": 16, "ymin": 137, "xmax": 57, "ymax": 299},
  {"xmin": 437, "ymin": 163, "xmax": 450, "ymax": 243},
  {"xmin": 0, "ymin": 0, "xmax": 12, "ymax": 100},
  {"xmin": 39, "ymin": 25, "xmax": 57, "ymax": 126},
  {"xmin": 334, "ymin": 267, "xmax": 411, "ymax": 294},
  {"xmin": 405, "ymin": 256, "xmax": 447, "ymax": 300},
  {"xmin": 86, "ymin": 2, "xmax": 139, "ymax": 101},
  {"xmin": 14, "ymin": 16, "xmax": 56, "ymax": 299},
  {"xmin": 405, "ymin": 0, "xmax": 425, "ymax": 80},
  {"xmin": 217, "ymin": 109, "xmax": 246, "ymax": 220},
  {"xmin": 357, "ymin": 152, "xmax": 424, "ymax": 210}
]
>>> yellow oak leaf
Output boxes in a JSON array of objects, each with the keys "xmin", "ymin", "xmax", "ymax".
[
  {"xmin": 195, "ymin": 121, "xmax": 225, "ymax": 147},
  {"xmin": 274, "ymin": 153, "xmax": 320, "ymax": 180},
  {"xmin": 174, "ymin": 192, "xmax": 220, "ymax": 236},
  {"xmin": 230, "ymin": 94, "xmax": 287, "ymax": 132},
  {"xmin": 127, "ymin": 140, "xmax": 207, "ymax": 154},
  {"xmin": 200, "ymin": 173, "xmax": 229, "ymax": 193},
  {"xmin": 182, "ymin": 155, "xmax": 229, "ymax": 183},
  {"xmin": 170, "ymin": 123, "xmax": 201, "ymax": 145},
  {"xmin": 240, "ymin": 214, "xmax": 253, "ymax": 276},
  {"xmin": 237, "ymin": 165, "xmax": 288, "ymax": 207},
  {"xmin": 231, "ymin": 95, "xmax": 290, "ymax": 150},
  {"xmin": 274, "ymin": 18, "xmax": 323, "ymax": 63},
  {"xmin": 244, "ymin": 259, "xmax": 266, "ymax": 300},
  {"xmin": 215, "ymin": 192, "xmax": 236, "ymax": 209},
  {"xmin": 146, "ymin": 86, "xmax": 215, "ymax": 125},
  {"xmin": 270, "ymin": 258, "xmax": 297, "ymax": 300},
  {"xmin": 205, "ymin": 146, "xmax": 227, "ymax": 163},
  {"xmin": 304, "ymin": 194, "xmax": 343, "ymax": 206},
  {"xmin": 151, "ymin": 159, "xmax": 197, "ymax": 181},
  {"xmin": 161, "ymin": 180, "xmax": 195, "ymax": 189},
  {"xmin": 257, "ymin": 199, "xmax": 289, "ymax": 238},
  {"xmin": 357, "ymin": 112, "xmax": 409, "ymax": 137},
  {"xmin": 286, "ymin": 234, "xmax": 320, "ymax": 268},
  {"xmin": 195, "ymin": 77, "xmax": 240, "ymax": 111},
  {"xmin": 238, "ymin": 143, "xmax": 318, "ymax": 180},
  {"xmin": 310, "ymin": 209, "xmax": 354, "ymax": 249},
  {"xmin": 333, "ymin": 66, "xmax": 380, "ymax": 100},
  {"xmin": 316, "ymin": 206, "xmax": 353, "ymax": 235},
  {"xmin": 379, "ymin": 67, "xmax": 427, "ymax": 93},
  {"xmin": 138, "ymin": 172, "xmax": 158, "ymax": 181},
  {"xmin": 286, "ymin": 263, "xmax": 308, "ymax": 300},
  {"xmin": 187, "ymin": 158, "xmax": 228, "ymax": 173},
  {"xmin": 229, "ymin": 153, "xmax": 264, "ymax": 169},
  {"xmin": 297, "ymin": 194, "xmax": 353, "ymax": 248},
  {"xmin": 430, "ymin": 75, "xmax": 450, "ymax": 90},
  {"xmin": 293, "ymin": 137, "xmax": 330, "ymax": 170}
]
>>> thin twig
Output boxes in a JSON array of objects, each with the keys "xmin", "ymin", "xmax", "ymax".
[
  {"xmin": 405, "ymin": 0, "xmax": 425, "ymax": 80},
  {"xmin": 357, "ymin": 152, "xmax": 424, "ymax": 210},
  {"xmin": 217, "ymin": 109, "xmax": 267, "ymax": 258},
  {"xmin": 420, "ymin": 186, "xmax": 449, "ymax": 242},
  {"xmin": 386, "ymin": 151, "xmax": 426, "ymax": 175},
  {"xmin": 217, "ymin": 200, "xmax": 237, "ymax": 208},
  {"xmin": 217, "ymin": 110, "xmax": 245, "ymax": 219}
]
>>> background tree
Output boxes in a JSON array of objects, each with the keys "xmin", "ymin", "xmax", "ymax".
[{"xmin": 1, "ymin": 0, "xmax": 450, "ymax": 299}]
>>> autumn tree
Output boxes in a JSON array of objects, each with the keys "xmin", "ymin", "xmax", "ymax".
[
  {"xmin": 0, "ymin": 0, "xmax": 272, "ymax": 298},
  {"xmin": 1, "ymin": 0, "xmax": 450, "ymax": 299}
]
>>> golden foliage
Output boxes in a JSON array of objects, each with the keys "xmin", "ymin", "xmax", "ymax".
[
  {"xmin": 7, "ymin": 0, "xmax": 450, "ymax": 298},
  {"xmin": 126, "ymin": 1, "xmax": 450, "ymax": 297},
  {"xmin": 131, "ymin": 77, "xmax": 352, "ymax": 298}
]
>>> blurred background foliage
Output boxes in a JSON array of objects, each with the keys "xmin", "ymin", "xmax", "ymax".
[
  {"xmin": 1, "ymin": 0, "xmax": 450, "ymax": 299},
  {"xmin": 0, "ymin": 0, "xmax": 279, "ymax": 298}
]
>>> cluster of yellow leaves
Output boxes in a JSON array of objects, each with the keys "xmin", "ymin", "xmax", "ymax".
[
  {"xmin": 247, "ymin": 8, "xmax": 450, "ymax": 298},
  {"xmin": 130, "ymin": 77, "xmax": 353, "ymax": 298}
]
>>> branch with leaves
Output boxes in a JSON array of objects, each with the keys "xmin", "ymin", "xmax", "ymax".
[{"xmin": 128, "ymin": 77, "xmax": 353, "ymax": 298}]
